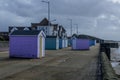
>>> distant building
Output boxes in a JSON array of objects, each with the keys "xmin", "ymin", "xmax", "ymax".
[
  {"xmin": 0, "ymin": 32, "xmax": 8, "ymax": 36},
  {"xmin": 0, "ymin": 32, "xmax": 9, "ymax": 41},
  {"xmin": 31, "ymin": 18, "xmax": 68, "ymax": 49},
  {"xmin": 31, "ymin": 18, "xmax": 67, "ymax": 38}
]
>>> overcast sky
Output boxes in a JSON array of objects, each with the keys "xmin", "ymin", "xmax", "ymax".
[{"xmin": 0, "ymin": 0, "xmax": 120, "ymax": 40}]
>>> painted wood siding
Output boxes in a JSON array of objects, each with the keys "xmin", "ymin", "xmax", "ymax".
[
  {"xmin": 89, "ymin": 40, "xmax": 95, "ymax": 46},
  {"xmin": 42, "ymin": 37, "xmax": 45, "ymax": 57},
  {"xmin": 72, "ymin": 39, "xmax": 77, "ymax": 49},
  {"xmin": 38, "ymin": 35, "xmax": 45, "ymax": 58},
  {"xmin": 64, "ymin": 39, "xmax": 68, "ymax": 47},
  {"xmin": 56, "ymin": 38, "xmax": 59, "ymax": 49},
  {"xmin": 62, "ymin": 39, "xmax": 65, "ymax": 48},
  {"xmin": 76, "ymin": 39, "xmax": 89, "ymax": 50},
  {"xmin": 10, "ymin": 36, "xmax": 38, "ymax": 58},
  {"xmin": 72, "ymin": 39, "xmax": 89, "ymax": 50},
  {"xmin": 45, "ymin": 38, "xmax": 57, "ymax": 50},
  {"xmin": 59, "ymin": 39, "xmax": 62, "ymax": 49}
]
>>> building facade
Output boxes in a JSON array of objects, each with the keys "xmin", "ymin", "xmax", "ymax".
[{"xmin": 31, "ymin": 18, "xmax": 67, "ymax": 38}]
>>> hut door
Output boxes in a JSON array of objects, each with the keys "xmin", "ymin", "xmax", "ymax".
[{"xmin": 40, "ymin": 36, "xmax": 43, "ymax": 57}]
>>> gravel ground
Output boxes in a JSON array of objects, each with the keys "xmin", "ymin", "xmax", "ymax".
[{"xmin": 0, "ymin": 45, "xmax": 99, "ymax": 80}]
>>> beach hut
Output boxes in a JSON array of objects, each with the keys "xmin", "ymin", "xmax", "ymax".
[
  {"xmin": 9, "ymin": 30, "xmax": 46, "ymax": 58},
  {"xmin": 71, "ymin": 35, "xmax": 90, "ymax": 50},
  {"xmin": 89, "ymin": 40, "xmax": 96, "ymax": 46},
  {"xmin": 59, "ymin": 37, "xmax": 62, "ymax": 49},
  {"xmin": 64, "ymin": 38, "xmax": 68, "ymax": 48},
  {"xmin": 62, "ymin": 38, "xmax": 65, "ymax": 48},
  {"xmin": 59, "ymin": 37, "xmax": 68, "ymax": 49},
  {"xmin": 45, "ymin": 36, "xmax": 59, "ymax": 50},
  {"xmin": 68, "ymin": 37, "xmax": 72, "ymax": 47}
]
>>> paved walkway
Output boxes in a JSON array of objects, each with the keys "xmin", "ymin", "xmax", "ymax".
[
  {"xmin": 0, "ymin": 47, "xmax": 8, "ymax": 52},
  {"xmin": 0, "ymin": 45, "xmax": 99, "ymax": 80}
]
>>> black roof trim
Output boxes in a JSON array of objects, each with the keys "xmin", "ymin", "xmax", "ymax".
[
  {"xmin": 10, "ymin": 30, "xmax": 41, "ymax": 35},
  {"xmin": 46, "ymin": 36, "xmax": 58, "ymax": 38}
]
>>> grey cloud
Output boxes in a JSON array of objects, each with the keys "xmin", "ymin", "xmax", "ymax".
[{"xmin": 0, "ymin": 0, "xmax": 120, "ymax": 40}]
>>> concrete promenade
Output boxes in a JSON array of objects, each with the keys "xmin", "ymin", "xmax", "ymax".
[{"xmin": 0, "ymin": 45, "xmax": 99, "ymax": 80}]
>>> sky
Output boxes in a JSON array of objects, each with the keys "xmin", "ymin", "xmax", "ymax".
[{"xmin": 0, "ymin": 0, "xmax": 120, "ymax": 40}]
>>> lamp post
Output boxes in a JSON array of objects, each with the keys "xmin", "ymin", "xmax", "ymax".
[
  {"xmin": 68, "ymin": 19, "xmax": 73, "ymax": 37},
  {"xmin": 42, "ymin": 0, "xmax": 50, "ymax": 27},
  {"xmin": 42, "ymin": 1, "xmax": 50, "ymax": 25},
  {"xmin": 74, "ymin": 24, "xmax": 78, "ymax": 35}
]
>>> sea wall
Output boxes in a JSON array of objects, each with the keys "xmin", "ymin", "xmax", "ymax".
[{"xmin": 101, "ymin": 52, "xmax": 118, "ymax": 80}]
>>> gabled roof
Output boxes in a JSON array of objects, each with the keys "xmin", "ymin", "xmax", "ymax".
[
  {"xmin": 39, "ymin": 18, "xmax": 50, "ymax": 26},
  {"xmin": 31, "ymin": 18, "xmax": 52, "ymax": 27},
  {"xmin": 10, "ymin": 30, "xmax": 42, "ymax": 35},
  {"xmin": 59, "ymin": 25, "xmax": 66, "ymax": 32},
  {"xmin": 16, "ymin": 27, "xmax": 25, "ymax": 30},
  {"xmin": 72, "ymin": 34, "xmax": 103, "ymax": 40}
]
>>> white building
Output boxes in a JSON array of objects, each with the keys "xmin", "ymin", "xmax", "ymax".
[{"xmin": 31, "ymin": 18, "xmax": 67, "ymax": 38}]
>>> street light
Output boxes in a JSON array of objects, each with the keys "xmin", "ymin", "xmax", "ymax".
[
  {"xmin": 41, "ymin": 0, "xmax": 50, "ymax": 27},
  {"xmin": 74, "ymin": 24, "xmax": 79, "ymax": 35},
  {"xmin": 42, "ymin": 0, "xmax": 50, "ymax": 35},
  {"xmin": 68, "ymin": 19, "xmax": 73, "ymax": 37}
]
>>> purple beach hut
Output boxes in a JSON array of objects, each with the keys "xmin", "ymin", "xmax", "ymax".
[
  {"xmin": 9, "ymin": 30, "xmax": 46, "ymax": 58},
  {"xmin": 72, "ymin": 34, "xmax": 90, "ymax": 50}
]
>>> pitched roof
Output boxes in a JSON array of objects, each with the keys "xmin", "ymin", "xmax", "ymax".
[
  {"xmin": 72, "ymin": 34, "xmax": 103, "ymax": 40},
  {"xmin": 10, "ymin": 30, "xmax": 42, "ymax": 35},
  {"xmin": 31, "ymin": 18, "xmax": 52, "ymax": 27},
  {"xmin": 39, "ymin": 18, "xmax": 49, "ymax": 26},
  {"xmin": 16, "ymin": 27, "xmax": 25, "ymax": 30}
]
